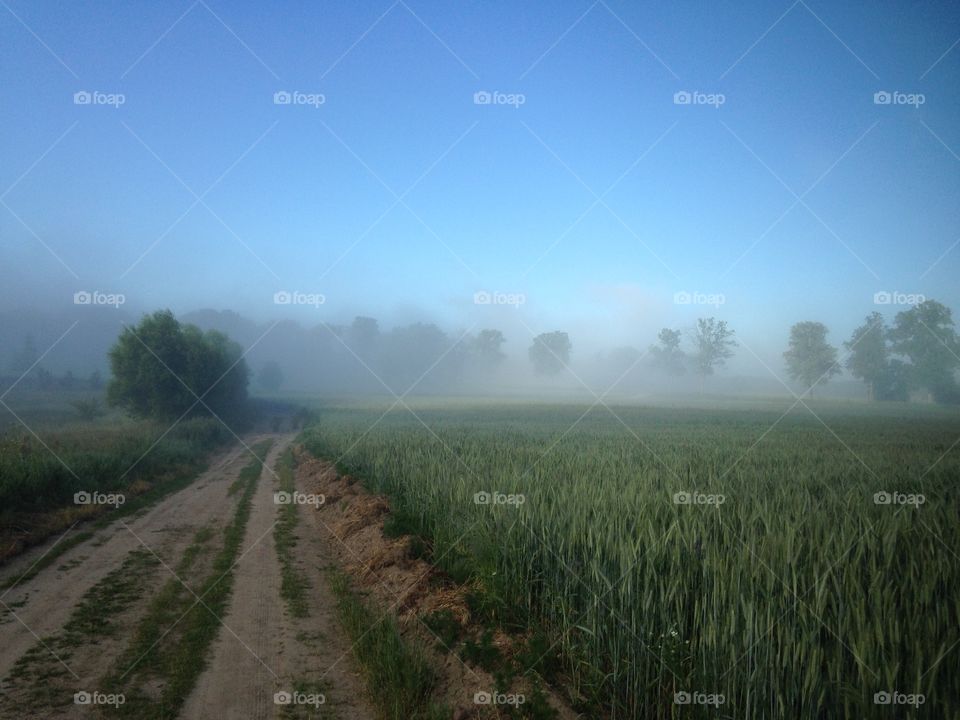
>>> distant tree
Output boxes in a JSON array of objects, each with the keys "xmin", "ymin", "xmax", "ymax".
[
  {"xmin": 470, "ymin": 329, "xmax": 506, "ymax": 370},
  {"xmin": 348, "ymin": 316, "xmax": 380, "ymax": 360},
  {"xmin": 10, "ymin": 334, "xmax": 38, "ymax": 373},
  {"xmin": 888, "ymin": 300, "xmax": 960, "ymax": 403},
  {"xmin": 529, "ymin": 331, "xmax": 572, "ymax": 376},
  {"xmin": 649, "ymin": 328, "xmax": 686, "ymax": 375},
  {"xmin": 691, "ymin": 318, "xmax": 736, "ymax": 392},
  {"xmin": 874, "ymin": 359, "xmax": 910, "ymax": 402},
  {"xmin": 34, "ymin": 366, "xmax": 55, "ymax": 390},
  {"xmin": 380, "ymin": 322, "xmax": 452, "ymax": 391},
  {"xmin": 108, "ymin": 310, "xmax": 249, "ymax": 421},
  {"xmin": 257, "ymin": 361, "xmax": 283, "ymax": 393},
  {"xmin": 88, "ymin": 370, "xmax": 104, "ymax": 390},
  {"xmin": 59, "ymin": 370, "xmax": 79, "ymax": 390},
  {"xmin": 608, "ymin": 346, "xmax": 642, "ymax": 371},
  {"xmin": 783, "ymin": 321, "xmax": 840, "ymax": 396},
  {"xmin": 844, "ymin": 312, "xmax": 889, "ymax": 401}
]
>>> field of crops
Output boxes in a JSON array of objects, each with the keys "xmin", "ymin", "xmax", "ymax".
[{"xmin": 302, "ymin": 399, "xmax": 960, "ymax": 719}]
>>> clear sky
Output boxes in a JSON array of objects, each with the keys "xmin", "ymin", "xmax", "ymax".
[{"xmin": 2, "ymin": 0, "xmax": 959, "ymax": 370}]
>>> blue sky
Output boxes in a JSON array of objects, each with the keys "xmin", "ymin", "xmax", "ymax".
[{"xmin": 1, "ymin": 0, "xmax": 959, "ymax": 367}]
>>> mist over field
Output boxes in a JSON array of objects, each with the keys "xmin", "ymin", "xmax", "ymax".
[{"xmin": 2, "ymin": 2, "xmax": 959, "ymax": 719}]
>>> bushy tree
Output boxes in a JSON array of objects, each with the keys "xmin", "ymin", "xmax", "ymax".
[
  {"xmin": 874, "ymin": 359, "xmax": 910, "ymax": 402},
  {"xmin": 107, "ymin": 310, "xmax": 249, "ymax": 421},
  {"xmin": 470, "ymin": 329, "xmax": 506, "ymax": 370},
  {"xmin": 844, "ymin": 312, "xmax": 889, "ymax": 400},
  {"xmin": 529, "ymin": 331, "xmax": 571, "ymax": 375},
  {"xmin": 691, "ymin": 318, "xmax": 736, "ymax": 390},
  {"xmin": 888, "ymin": 300, "xmax": 960, "ymax": 402},
  {"xmin": 783, "ymin": 321, "xmax": 840, "ymax": 395},
  {"xmin": 649, "ymin": 328, "xmax": 686, "ymax": 375}
]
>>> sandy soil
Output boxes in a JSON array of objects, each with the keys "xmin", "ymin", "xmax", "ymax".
[
  {"xmin": 0, "ymin": 440, "xmax": 256, "ymax": 683},
  {"xmin": 181, "ymin": 435, "xmax": 375, "ymax": 720}
]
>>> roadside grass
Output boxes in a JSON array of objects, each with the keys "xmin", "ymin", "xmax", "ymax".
[
  {"xmin": 273, "ymin": 447, "xmax": 309, "ymax": 618},
  {"xmin": 0, "ymin": 417, "xmax": 235, "ymax": 566},
  {"xmin": 327, "ymin": 568, "xmax": 447, "ymax": 720},
  {"xmin": 100, "ymin": 440, "xmax": 273, "ymax": 719},
  {"xmin": 0, "ymin": 456, "xmax": 232, "ymax": 591},
  {"xmin": 0, "ymin": 548, "xmax": 161, "ymax": 712}
]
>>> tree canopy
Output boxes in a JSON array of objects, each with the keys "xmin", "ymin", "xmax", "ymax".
[
  {"xmin": 783, "ymin": 321, "xmax": 840, "ymax": 395},
  {"xmin": 107, "ymin": 310, "xmax": 249, "ymax": 421},
  {"xmin": 529, "ymin": 331, "xmax": 572, "ymax": 375}
]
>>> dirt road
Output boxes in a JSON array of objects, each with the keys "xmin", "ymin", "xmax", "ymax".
[{"xmin": 0, "ymin": 434, "xmax": 374, "ymax": 719}]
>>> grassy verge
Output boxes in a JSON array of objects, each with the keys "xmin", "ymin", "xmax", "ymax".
[
  {"xmin": 100, "ymin": 440, "xmax": 273, "ymax": 719},
  {"xmin": 0, "ymin": 456, "xmax": 232, "ymax": 591},
  {"xmin": 0, "ymin": 548, "xmax": 162, "ymax": 712},
  {"xmin": 0, "ymin": 417, "xmax": 235, "ymax": 566},
  {"xmin": 273, "ymin": 447, "xmax": 309, "ymax": 617},
  {"xmin": 328, "ymin": 568, "xmax": 446, "ymax": 720}
]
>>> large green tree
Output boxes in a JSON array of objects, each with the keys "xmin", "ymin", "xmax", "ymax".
[
  {"xmin": 529, "ymin": 331, "xmax": 571, "ymax": 375},
  {"xmin": 649, "ymin": 328, "xmax": 686, "ymax": 375},
  {"xmin": 691, "ymin": 318, "xmax": 736, "ymax": 391},
  {"xmin": 783, "ymin": 321, "xmax": 840, "ymax": 396},
  {"xmin": 470, "ymin": 329, "xmax": 506, "ymax": 369},
  {"xmin": 888, "ymin": 300, "xmax": 960, "ymax": 403},
  {"xmin": 844, "ymin": 312, "xmax": 889, "ymax": 400},
  {"xmin": 108, "ymin": 310, "xmax": 249, "ymax": 421}
]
